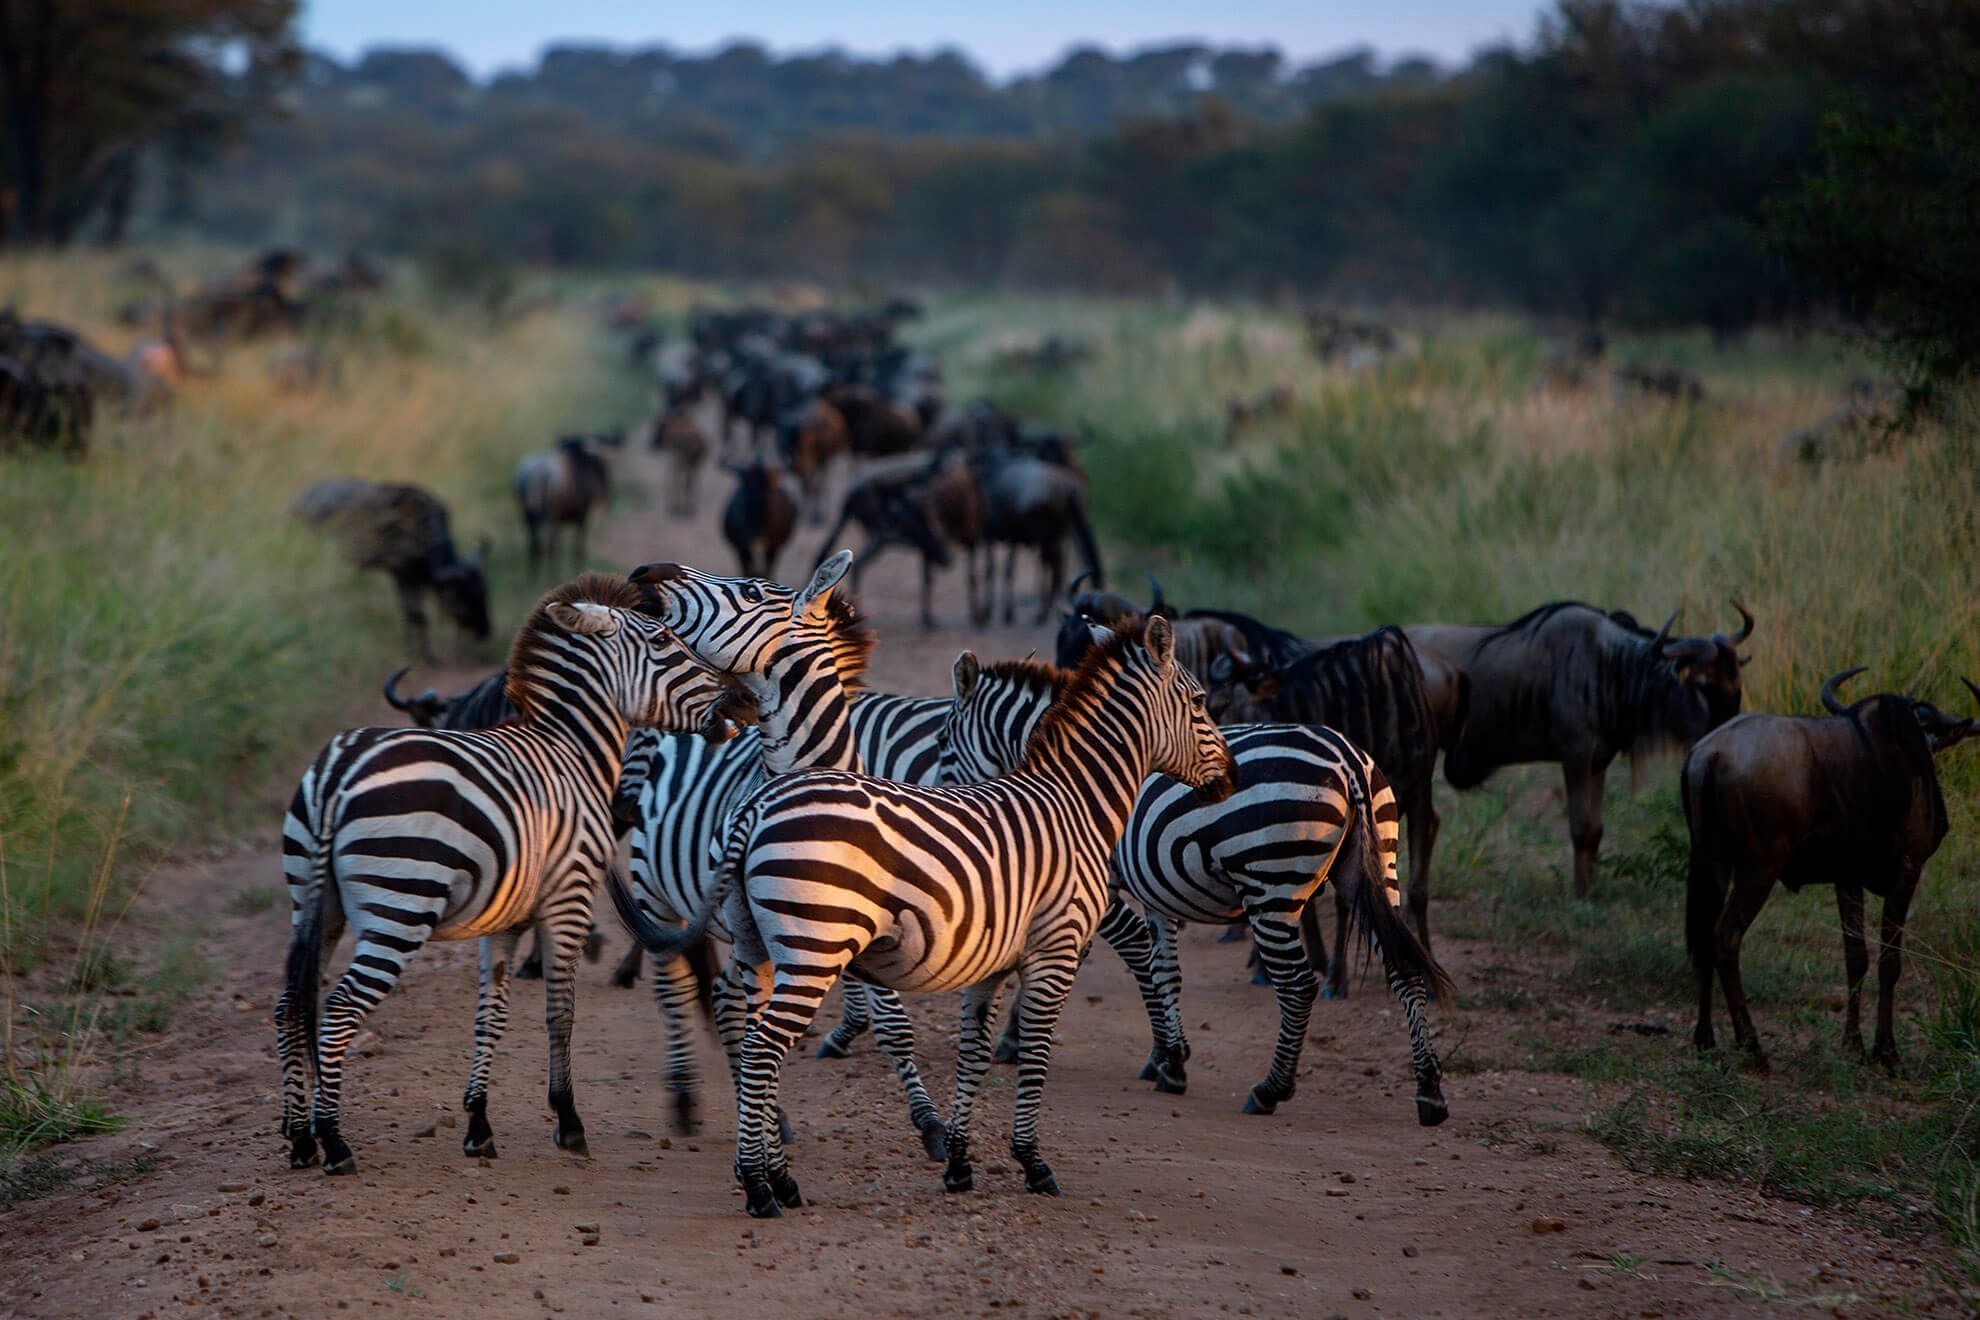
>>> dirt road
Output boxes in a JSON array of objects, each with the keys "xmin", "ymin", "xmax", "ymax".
[{"xmin": 0, "ymin": 433, "xmax": 1944, "ymax": 1318}]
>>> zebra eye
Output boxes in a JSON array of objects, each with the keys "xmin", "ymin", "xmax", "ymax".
[
  {"xmin": 1190, "ymin": 692, "xmax": 1207, "ymax": 711},
  {"xmin": 741, "ymin": 583, "xmax": 763, "ymax": 604}
]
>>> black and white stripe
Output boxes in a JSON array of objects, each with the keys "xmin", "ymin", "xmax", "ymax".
[
  {"xmin": 275, "ymin": 575, "xmax": 731, "ymax": 1176},
  {"xmin": 941, "ymin": 659, "xmax": 1453, "ymax": 1124},
  {"xmin": 617, "ymin": 615, "xmax": 1238, "ymax": 1216}
]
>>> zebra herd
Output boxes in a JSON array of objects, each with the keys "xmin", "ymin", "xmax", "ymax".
[{"xmin": 278, "ymin": 551, "xmax": 1453, "ymax": 1217}]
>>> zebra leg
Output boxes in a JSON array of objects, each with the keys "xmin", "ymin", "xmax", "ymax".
[
  {"xmin": 1009, "ymin": 951, "xmax": 1081, "ymax": 1195},
  {"xmin": 713, "ymin": 955, "xmax": 795, "ymax": 1145},
  {"xmin": 1384, "ymin": 957, "xmax": 1448, "ymax": 1127},
  {"xmin": 462, "ymin": 929, "xmax": 522, "ymax": 1159},
  {"xmin": 736, "ymin": 974, "xmax": 822, "ymax": 1217},
  {"xmin": 816, "ymin": 980, "xmax": 874, "ymax": 1058},
  {"xmin": 943, "ymin": 971, "xmax": 1009, "ymax": 1194},
  {"xmin": 541, "ymin": 917, "xmax": 594, "ymax": 1157},
  {"xmin": 650, "ymin": 952, "xmax": 704, "ymax": 1136},
  {"xmin": 1145, "ymin": 915, "xmax": 1189, "ymax": 1094},
  {"xmin": 1240, "ymin": 909, "xmax": 1318, "ymax": 1115},
  {"xmin": 312, "ymin": 925, "xmax": 430, "ymax": 1175},
  {"xmin": 865, "ymin": 987, "xmax": 948, "ymax": 1160},
  {"xmin": 1094, "ymin": 900, "xmax": 1173, "ymax": 1084}
]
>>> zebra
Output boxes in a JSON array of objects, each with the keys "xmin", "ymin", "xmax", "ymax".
[
  {"xmin": 615, "ymin": 614, "xmax": 1239, "ymax": 1217},
  {"xmin": 615, "ymin": 552, "xmax": 949, "ymax": 1156},
  {"xmin": 276, "ymin": 574, "xmax": 734, "ymax": 1176},
  {"xmin": 938, "ymin": 657, "xmax": 1454, "ymax": 1124}
]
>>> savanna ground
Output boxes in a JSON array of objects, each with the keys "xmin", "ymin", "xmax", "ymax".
[{"xmin": 1, "ymin": 254, "xmax": 1975, "ymax": 1317}]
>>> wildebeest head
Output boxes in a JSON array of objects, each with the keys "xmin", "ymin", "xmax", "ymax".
[
  {"xmin": 1649, "ymin": 598, "xmax": 1754, "ymax": 741},
  {"xmin": 435, "ymin": 537, "xmax": 492, "ymax": 640},
  {"xmin": 1825, "ymin": 667, "xmax": 1980, "ymax": 754},
  {"xmin": 382, "ymin": 665, "xmax": 450, "ymax": 727}
]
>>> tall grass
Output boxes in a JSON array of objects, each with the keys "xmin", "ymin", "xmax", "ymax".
[{"xmin": 922, "ymin": 296, "xmax": 1980, "ymax": 1269}]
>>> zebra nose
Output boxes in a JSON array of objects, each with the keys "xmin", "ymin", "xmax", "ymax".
[{"xmin": 629, "ymin": 562, "xmax": 685, "ymax": 585}]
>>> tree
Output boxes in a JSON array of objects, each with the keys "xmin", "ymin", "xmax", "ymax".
[{"xmin": 0, "ymin": 0, "xmax": 299, "ymax": 245}]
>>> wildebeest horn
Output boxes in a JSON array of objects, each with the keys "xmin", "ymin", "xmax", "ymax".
[
  {"xmin": 1065, "ymin": 568, "xmax": 1097, "ymax": 603},
  {"xmin": 1727, "ymin": 597, "xmax": 1755, "ymax": 644},
  {"xmin": 1145, "ymin": 572, "xmax": 1166, "ymax": 616},
  {"xmin": 1963, "ymin": 676, "xmax": 1980, "ymax": 712},
  {"xmin": 382, "ymin": 666, "xmax": 416, "ymax": 712},
  {"xmin": 1650, "ymin": 611, "xmax": 1677, "ymax": 650},
  {"xmin": 1821, "ymin": 667, "xmax": 1867, "ymax": 714}
]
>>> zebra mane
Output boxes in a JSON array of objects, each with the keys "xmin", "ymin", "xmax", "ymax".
[
  {"xmin": 822, "ymin": 591, "xmax": 876, "ymax": 690},
  {"xmin": 982, "ymin": 657, "xmax": 1070, "ymax": 700},
  {"xmin": 1024, "ymin": 615, "xmax": 1151, "ymax": 760},
  {"xmin": 505, "ymin": 573, "xmax": 650, "ymax": 717}
]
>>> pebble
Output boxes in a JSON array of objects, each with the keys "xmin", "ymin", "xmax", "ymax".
[
  {"xmin": 552, "ymin": 1186, "xmax": 571, "ymax": 1195},
  {"xmin": 247, "ymin": 1192, "xmax": 266, "ymax": 1207},
  {"xmin": 1402, "ymin": 1245, "xmax": 1419, "ymax": 1258},
  {"xmin": 257, "ymin": 1235, "xmax": 277, "ymax": 1249},
  {"xmin": 1530, "ymin": 1217, "xmax": 1567, "ymax": 1235},
  {"xmin": 574, "ymin": 1223, "xmax": 599, "ymax": 1234},
  {"xmin": 582, "ymin": 1235, "xmax": 601, "ymax": 1247},
  {"xmin": 411, "ymin": 1124, "xmax": 437, "ymax": 1140},
  {"xmin": 658, "ymin": 1137, "xmax": 673, "ymax": 1150},
  {"xmin": 493, "ymin": 1252, "xmax": 520, "ymax": 1264},
  {"xmin": 626, "ymin": 1128, "xmax": 653, "ymax": 1140},
  {"xmin": 1280, "ymin": 1266, "xmax": 1299, "ymax": 1277},
  {"xmin": 1351, "ymin": 1287, "xmax": 1372, "ymax": 1300},
  {"xmin": 216, "ymin": 1183, "xmax": 247, "ymax": 1193},
  {"xmin": 138, "ymin": 1219, "xmax": 161, "ymax": 1232},
  {"xmin": 1338, "ymin": 1173, "xmax": 1357, "ymax": 1185},
  {"xmin": 1324, "ymin": 1188, "xmax": 1350, "ymax": 1198}
]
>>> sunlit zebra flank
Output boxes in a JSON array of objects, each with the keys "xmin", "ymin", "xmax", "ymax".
[{"xmin": 276, "ymin": 574, "xmax": 736, "ymax": 1176}]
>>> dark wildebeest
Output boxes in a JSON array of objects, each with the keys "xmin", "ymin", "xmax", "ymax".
[
  {"xmin": 515, "ymin": 435, "xmax": 614, "ymax": 572},
  {"xmin": 814, "ymin": 448, "xmax": 987, "ymax": 628},
  {"xmin": 822, "ymin": 382, "xmax": 922, "ymax": 459},
  {"xmin": 776, "ymin": 398, "xmax": 850, "ymax": 523},
  {"xmin": 974, "ymin": 451, "xmax": 1104, "ymax": 624},
  {"xmin": 294, "ymin": 479, "xmax": 491, "ymax": 663},
  {"xmin": 1204, "ymin": 626, "xmax": 1443, "ymax": 994},
  {"xmin": 649, "ymin": 408, "xmax": 710, "ymax": 517},
  {"xmin": 721, "ymin": 458, "xmax": 800, "ymax": 579},
  {"xmin": 1683, "ymin": 669, "xmax": 1977, "ymax": 1070},
  {"xmin": 381, "ymin": 665, "xmax": 515, "ymax": 731},
  {"xmin": 1410, "ymin": 600, "xmax": 1754, "ymax": 896}
]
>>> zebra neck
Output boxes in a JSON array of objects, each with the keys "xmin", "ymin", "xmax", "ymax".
[
  {"xmin": 1017, "ymin": 696, "xmax": 1147, "ymax": 828},
  {"xmin": 745, "ymin": 649, "xmax": 860, "ymax": 776},
  {"xmin": 510, "ymin": 675, "xmax": 629, "ymax": 795}
]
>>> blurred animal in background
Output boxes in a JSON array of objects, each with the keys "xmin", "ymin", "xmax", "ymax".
[
  {"xmin": 1614, "ymin": 363, "xmax": 1706, "ymax": 403},
  {"xmin": 647, "ymin": 407, "xmax": 711, "ymax": 517},
  {"xmin": 1303, "ymin": 310, "xmax": 1399, "ymax": 369},
  {"xmin": 721, "ymin": 457, "xmax": 799, "ymax": 578},
  {"xmin": 777, "ymin": 397, "xmax": 849, "ymax": 522},
  {"xmin": 815, "ymin": 446, "xmax": 987, "ymax": 629},
  {"xmin": 1223, "ymin": 383, "xmax": 1295, "ymax": 443},
  {"xmin": 1531, "ymin": 327, "xmax": 1608, "ymax": 392},
  {"xmin": 1683, "ymin": 669, "xmax": 1977, "ymax": 1070},
  {"xmin": 294, "ymin": 478, "xmax": 491, "ymax": 663},
  {"xmin": 515, "ymin": 435, "xmax": 615, "ymax": 573},
  {"xmin": 1412, "ymin": 600, "xmax": 1754, "ymax": 896}
]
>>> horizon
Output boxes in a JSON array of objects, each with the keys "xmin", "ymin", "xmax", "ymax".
[{"xmin": 302, "ymin": 0, "xmax": 1547, "ymax": 80}]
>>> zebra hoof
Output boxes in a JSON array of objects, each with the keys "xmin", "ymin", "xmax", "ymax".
[
  {"xmin": 744, "ymin": 1182, "xmax": 784, "ymax": 1219},
  {"xmin": 1416, "ymin": 1094, "xmax": 1449, "ymax": 1127},
  {"xmin": 990, "ymin": 1037, "xmax": 1020, "ymax": 1065},
  {"xmin": 1024, "ymin": 1166, "xmax": 1061, "ymax": 1197},
  {"xmin": 943, "ymin": 1161, "xmax": 973, "ymax": 1193},
  {"xmin": 323, "ymin": 1152, "xmax": 357, "ymax": 1176},
  {"xmin": 1241, "ymin": 1086, "xmax": 1281, "ymax": 1116},
  {"xmin": 555, "ymin": 1130, "xmax": 590, "ymax": 1158},
  {"xmin": 919, "ymin": 1119, "xmax": 949, "ymax": 1163},
  {"xmin": 1138, "ymin": 1051, "xmax": 1161, "ymax": 1082},
  {"xmin": 1153, "ymin": 1070, "xmax": 1187, "ymax": 1096},
  {"xmin": 769, "ymin": 1171, "xmax": 804, "ymax": 1209},
  {"xmin": 462, "ymin": 1137, "xmax": 497, "ymax": 1159},
  {"xmin": 815, "ymin": 1036, "xmax": 852, "ymax": 1060},
  {"xmin": 287, "ymin": 1134, "xmax": 320, "ymax": 1169}
]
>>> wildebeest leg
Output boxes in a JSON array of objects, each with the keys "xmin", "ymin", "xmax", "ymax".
[
  {"xmin": 1001, "ymin": 543, "xmax": 1019, "ymax": 624},
  {"xmin": 1714, "ymin": 870, "xmax": 1775, "ymax": 1069},
  {"xmin": 394, "ymin": 576, "xmax": 434, "ymax": 665},
  {"xmin": 1034, "ymin": 539, "xmax": 1063, "ymax": 625},
  {"xmin": 524, "ymin": 516, "xmax": 542, "ymax": 570},
  {"xmin": 1562, "ymin": 755, "xmax": 1609, "ymax": 898},
  {"xmin": 1687, "ymin": 854, "xmax": 1732, "ymax": 1051},
  {"xmin": 920, "ymin": 553, "xmax": 941, "ymax": 631},
  {"xmin": 1870, "ymin": 871, "xmax": 1916, "ymax": 1070},
  {"xmin": 1836, "ymin": 884, "xmax": 1869, "ymax": 1058},
  {"xmin": 611, "ymin": 942, "xmax": 643, "ymax": 988},
  {"xmin": 968, "ymin": 545, "xmax": 990, "ymax": 625},
  {"xmin": 1403, "ymin": 789, "xmax": 1438, "ymax": 951}
]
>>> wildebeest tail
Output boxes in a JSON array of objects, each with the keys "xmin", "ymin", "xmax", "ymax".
[
  {"xmin": 1681, "ymin": 748, "xmax": 1720, "ymax": 977},
  {"xmin": 1342, "ymin": 761, "xmax": 1454, "ymax": 1001}
]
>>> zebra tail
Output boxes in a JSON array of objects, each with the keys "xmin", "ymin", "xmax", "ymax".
[
  {"xmin": 604, "ymin": 863, "xmax": 715, "ymax": 961},
  {"xmin": 283, "ymin": 813, "xmax": 336, "ymax": 1075},
  {"xmin": 1343, "ymin": 768, "xmax": 1456, "ymax": 1002}
]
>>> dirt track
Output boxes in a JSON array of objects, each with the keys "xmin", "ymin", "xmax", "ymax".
[{"xmin": 0, "ymin": 433, "xmax": 1946, "ymax": 1318}]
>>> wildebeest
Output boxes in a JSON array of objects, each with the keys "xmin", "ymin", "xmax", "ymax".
[
  {"xmin": 295, "ymin": 479, "xmax": 491, "ymax": 663},
  {"xmin": 777, "ymin": 398, "xmax": 850, "ymax": 523},
  {"xmin": 1683, "ymin": 669, "xmax": 1976, "ymax": 1070},
  {"xmin": 814, "ymin": 448, "xmax": 988, "ymax": 628},
  {"xmin": 974, "ymin": 450, "xmax": 1103, "ymax": 624},
  {"xmin": 381, "ymin": 665, "xmax": 515, "ymax": 731},
  {"xmin": 515, "ymin": 436, "xmax": 614, "ymax": 572},
  {"xmin": 822, "ymin": 382, "xmax": 922, "ymax": 460},
  {"xmin": 1410, "ymin": 600, "xmax": 1753, "ymax": 896},
  {"xmin": 721, "ymin": 458, "xmax": 800, "ymax": 578},
  {"xmin": 649, "ymin": 409, "xmax": 710, "ymax": 518}
]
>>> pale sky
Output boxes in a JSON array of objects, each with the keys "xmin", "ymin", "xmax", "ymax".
[{"xmin": 302, "ymin": 1, "xmax": 1550, "ymax": 78}]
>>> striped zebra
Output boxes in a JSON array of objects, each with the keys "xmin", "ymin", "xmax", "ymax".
[
  {"xmin": 615, "ymin": 552, "xmax": 948, "ymax": 1156},
  {"xmin": 276, "ymin": 574, "xmax": 734, "ymax": 1176},
  {"xmin": 617, "ymin": 614, "xmax": 1238, "ymax": 1216},
  {"xmin": 940, "ymin": 657, "xmax": 1454, "ymax": 1124}
]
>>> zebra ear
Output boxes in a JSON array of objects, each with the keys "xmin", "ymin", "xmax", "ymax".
[
  {"xmin": 951, "ymin": 651, "xmax": 981, "ymax": 700},
  {"xmin": 548, "ymin": 601, "xmax": 621, "ymax": 636},
  {"xmin": 796, "ymin": 549, "xmax": 853, "ymax": 619},
  {"xmin": 1143, "ymin": 613, "xmax": 1175, "ymax": 672}
]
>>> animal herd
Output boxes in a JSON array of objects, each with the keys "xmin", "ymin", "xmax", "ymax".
[{"xmin": 269, "ymin": 299, "xmax": 1974, "ymax": 1228}]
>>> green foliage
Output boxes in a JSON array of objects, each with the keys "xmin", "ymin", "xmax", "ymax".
[{"xmin": 0, "ymin": 1076, "xmax": 125, "ymax": 1152}]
